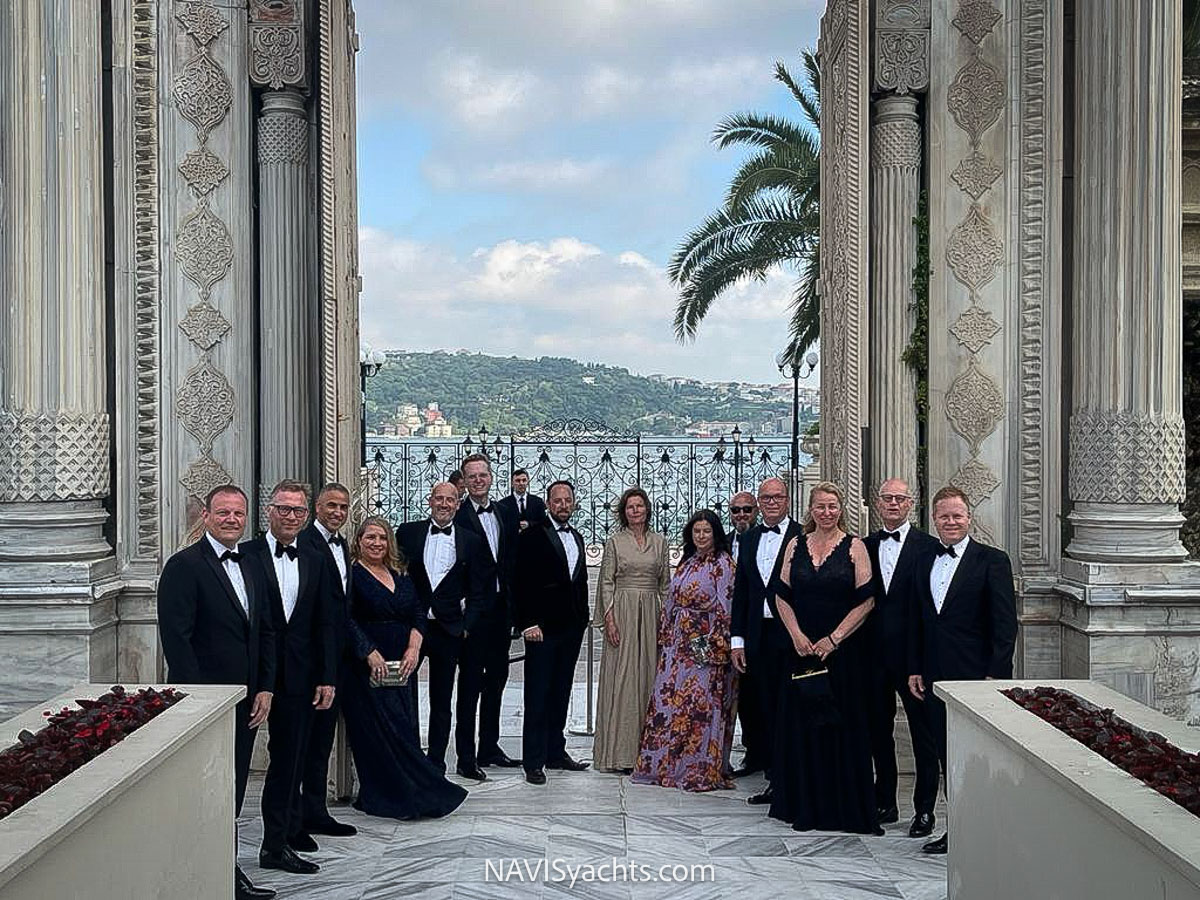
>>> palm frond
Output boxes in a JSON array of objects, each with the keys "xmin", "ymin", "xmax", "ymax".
[
  {"xmin": 712, "ymin": 113, "xmax": 812, "ymax": 152},
  {"xmin": 724, "ymin": 142, "xmax": 818, "ymax": 210}
]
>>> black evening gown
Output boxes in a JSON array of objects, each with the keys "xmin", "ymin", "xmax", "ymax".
[
  {"xmin": 769, "ymin": 535, "xmax": 879, "ymax": 835},
  {"xmin": 342, "ymin": 562, "xmax": 467, "ymax": 819}
]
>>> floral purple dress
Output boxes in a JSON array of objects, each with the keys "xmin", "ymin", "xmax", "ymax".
[{"xmin": 631, "ymin": 551, "xmax": 737, "ymax": 792}]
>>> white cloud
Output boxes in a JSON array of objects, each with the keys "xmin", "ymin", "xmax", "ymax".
[
  {"xmin": 434, "ymin": 53, "xmax": 540, "ymax": 130},
  {"xmin": 359, "ymin": 227, "xmax": 798, "ymax": 382}
]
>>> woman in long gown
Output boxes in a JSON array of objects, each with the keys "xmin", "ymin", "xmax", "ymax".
[
  {"xmin": 769, "ymin": 482, "xmax": 880, "ymax": 834},
  {"xmin": 631, "ymin": 509, "xmax": 736, "ymax": 793},
  {"xmin": 592, "ymin": 487, "xmax": 671, "ymax": 773},
  {"xmin": 340, "ymin": 516, "xmax": 467, "ymax": 819}
]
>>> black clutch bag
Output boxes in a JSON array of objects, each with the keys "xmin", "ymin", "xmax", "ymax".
[{"xmin": 789, "ymin": 655, "xmax": 839, "ymax": 726}]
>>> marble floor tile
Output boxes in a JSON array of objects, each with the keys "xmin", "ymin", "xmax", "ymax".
[
  {"xmin": 546, "ymin": 831, "xmax": 628, "ymax": 859},
  {"xmin": 703, "ymin": 835, "xmax": 790, "ymax": 857},
  {"xmin": 544, "ymin": 813, "xmax": 626, "ymax": 837},
  {"xmin": 784, "ymin": 834, "xmax": 873, "ymax": 857},
  {"xmin": 894, "ymin": 880, "xmax": 949, "ymax": 900},
  {"xmin": 369, "ymin": 857, "xmax": 464, "ymax": 884},
  {"xmin": 802, "ymin": 881, "xmax": 905, "ymax": 900},
  {"xmin": 362, "ymin": 882, "xmax": 454, "ymax": 900},
  {"xmin": 789, "ymin": 855, "xmax": 890, "ymax": 882}
]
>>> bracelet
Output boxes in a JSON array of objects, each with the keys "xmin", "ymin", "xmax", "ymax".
[{"xmin": 829, "ymin": 634, "xmax": 840, "ymax": 648}]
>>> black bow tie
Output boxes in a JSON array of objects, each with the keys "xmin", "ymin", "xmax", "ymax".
[
  {"xmin": 219, "ymin": 549, "xmax": 243, "ymax": 563},
  {"xmin": 274, "ymin": 543, "xmax": 298, "ymax": 560},
  {"xmin": 936, "ymin": 544, "xmax": 958, "ymax": 558},
  {"xmin": 763, "ymin": 524, "xmax": 781, "ymax": 534},
  {"xmin": 557, "ymin": 525, "xmax": 573, "ymax": 533},
  {"xmin": 879, "ymin": 529, "xmax": 902, "ymax": 542},
  {"xmin": 476, "ymin": 503, "xmax": 494, "ymax": 515},
  {"xmin": 328, "ymin": 533, "xmax": 345, "ymax": 547},
  {"xmin": 430, "ymin": 524, "xmax": 452, "ymax": 536}
]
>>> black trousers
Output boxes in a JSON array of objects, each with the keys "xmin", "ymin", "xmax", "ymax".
[
  {"xmin": 925, "ymin": 687, "xmax": 949, "ymax": 794},
  {"xmin": 416, "ymin": 623, "xmax": 461, "ymax": 768},
  {"xmin": 260, "ymin": 694, "xmax": 314, "ymax": 853},
  {"xmin": 234, "ymin": 698, "xmax": 256, "ymax": 816},
  {"xmin": 457, "ymin": 620, "xmax": 511, "ymax": 763},
  {"xmin": 522, "ymin": 626, "xmax": 584, "ymax": 772},
  {"xmin": 755, "ymin": 617, "xmax": 790, "ymax": 780},
  {"xmin": 299, "ymin": 666, "xmax": 343, "ymax": 828},
  {"xmin": 869, "ymin": 663, "xmax": 940, "ymax": 815},
  {"xmin": 735, "ymin": 667, "xmax": 765, "ymax": 768}
]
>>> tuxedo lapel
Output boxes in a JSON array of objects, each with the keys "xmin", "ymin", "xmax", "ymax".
[
  {"xmin": 297, "ymin": 548, "xmax": 311, "ymax": 611},
  {"xmin": 572, "ymin": 531, "xmax": 585, "ymax": 580},
  {"xmin": 255, "ymin": 543, "xmax": 284, "ymax": 616},
  {"xmin": 940, "ymin": 540, "xmax": 979, "ymax": 614},
  {"xmin": 889, "ymin": 534, "xmax": 922, "ymax": 600},
  {"xmin": 545, "ymin": 522, "xmax": 570, "ymax": 577},
  {"xmin": 201, "ymin": 541, "xmax": 249, "ymax": 624}
]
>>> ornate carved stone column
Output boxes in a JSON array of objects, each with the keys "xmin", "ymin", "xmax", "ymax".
[
  {"xmin": 868, "ymin": 94, "xmax": 921, "ymax": 513},
  {"xmin": 0, "ymin": 0, "xmax": 115, "ymax": 715},
  {"xmin": 257, "ymin": 89, "xmax": 316, "ymax": 506},
  {"xmin": 1067, "ymin": 0, "xmax": 1186, "ymax": 562}
]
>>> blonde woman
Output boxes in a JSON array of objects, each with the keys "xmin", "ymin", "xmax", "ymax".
[
  {"xmin": 340, "ymin": 516, "xmax": 466, "ymax": 820},
  {"xmin": 591, "ymin": 487, "xmax": 671, "ymax": 773}
]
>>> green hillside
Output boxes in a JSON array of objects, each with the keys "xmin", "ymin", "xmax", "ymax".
[{"xmin": 365, "ymin": 351, "xmax": 812, "ymax": 436}]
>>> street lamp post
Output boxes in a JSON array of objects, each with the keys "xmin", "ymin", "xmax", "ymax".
[
  {"xmin": 359, "ymin": 345, "xmax": 386, "ymax": 467},
  {"xmin": 776, "ymin": 349, "xmax": 819, "ymax": 520}
]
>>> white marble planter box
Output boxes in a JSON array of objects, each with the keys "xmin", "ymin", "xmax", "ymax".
[
  {"xmin": 0, "ymin": 683, "xmax": 243, "ymax": 900},
  {"xmin": 936, "ymin": 679, "xmax": 1200, "ymax": 900}
]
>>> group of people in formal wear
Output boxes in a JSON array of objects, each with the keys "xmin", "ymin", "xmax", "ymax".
[{"xmin": 156, "ymin": 455, "xmax": 1016, "ymax": 900}]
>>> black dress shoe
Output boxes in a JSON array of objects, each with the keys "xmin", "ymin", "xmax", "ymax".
[
  {"xmin": 730, "ymin": 763, "xmax": 763, "ymax": 778},
  {"xmin": 922, "ymin": 833, "xmax": 948, "ymax": 855},
  {"xmin": 305, "ymin": 818, "xmax": 357, "ymax": 837},
  {"xmin": 877, "ymin": 805, "xmax": 900, "ymax": 824},
  {"xmin": 287, "ymin": 832, "xmax": 318, "ymax": 853},
  {"xmin": 236, "ymin": 866, "xmax": 276, "ymax": 900},
  {"xmin": 909, "ymin": 812, "xmax": 935, "ymax": 838},
  {"xmin": 525, "ymin": 768, "xmax": 547, "ymax": 785},
  {"xmin": 546, "ymin": 754, "xmax": 589, "ymax": 771},
  {"xmin": 259, "ymin": 846, "xmax": 320, "ymax": 874},
  {"xmin": 456, "ymin": 764, "xmax": 488, "ymax": 781},
  {"xmin": 479, "ymin": 750, "xmax": 523, "ymax": 768},
  {"xmin": 746, "ymin": 786, "xmax": 773, "ymax": 806}
]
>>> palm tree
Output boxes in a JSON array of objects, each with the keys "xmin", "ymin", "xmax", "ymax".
[{"xmin": 669, "ymin": 51, "xmax": 821, "ymax": 361}]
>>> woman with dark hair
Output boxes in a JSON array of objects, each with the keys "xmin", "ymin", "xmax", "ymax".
[
  {"xmin": 769, "ymin": 481, "xmax": 879, "ymax": 834},
  {"xmin": 592, "ymin": 487, "xmax": 670, "ymax": 773},
  {"xmin": 340, "ymin": 516, "xmax": 467, "ymax": 820},
  {"xmin": 632, "ymin": 509, "xmax": 737, "ymax": 792}
]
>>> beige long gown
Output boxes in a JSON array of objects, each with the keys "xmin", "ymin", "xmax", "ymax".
[{"xmin": 591, "ymin": 528, "xmax": 671, "ymax": 771}]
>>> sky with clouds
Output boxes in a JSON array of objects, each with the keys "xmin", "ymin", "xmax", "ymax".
[{"xmin": 355, "ymin": 0, "xmax": 823, "ymax": 384}]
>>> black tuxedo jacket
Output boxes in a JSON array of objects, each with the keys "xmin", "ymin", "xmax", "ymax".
[
  {"xmin": 298, "ymin": 523, "xmax": 352, "ymax": 659},
  {"xmin": 864, "ymin": 525, "xmax": 940, "ymax": 675},
  {"xmin": 497, "ymin": 492, "xmax": 547, "ymax": 529},
  {"xmin": 241, "ymin": 536, "xmax": 338, "ymax": 697},
  {"xmin": 908, "ymin": 537, "xmax": 1017, "ymax": 684},
  {"xmin": 514, "ymin": 519, "xmax": 589, "ymax": 636},
  {"xmin": 731, "ymin": 519, "xmax": 804, "ymax": 656},
  {"xmin": 455, "ymin": 498, "xmax": 517, "ymax": 621},
  {"xmin": 157, "ymin": 536, "xmax": 276, "ymax": 697},
  {"xmin": 396, "ymin": 519, "xmax": 490, "ymax": 637}
]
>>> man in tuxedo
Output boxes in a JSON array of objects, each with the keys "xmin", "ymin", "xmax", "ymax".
[
  {"xmin": 515, "ymin": 480, "xmax": 590, "ymax": 784},
  {"xmin": 863, "ymin": 478, "xmax": 940, "ymax": 839},
  {"xmin": 294, "ymin": 483, "xmax": 357, "ymax": 842},
  {"xmin": 158, "ymin": 484, "xmax": 277, "ymax": 900},
  {"xmin": 728, "ymin": 491, "xmax": 758, "ymax": 565},
  {"xmin": 454, "ymin": 453, "xmax": 522, "ymax": 769},
  {"xmin": 397, "ymin": 481, "xmax": 490, "ymax": 778},
  {"xmin": 242, "ymin": 481, "xmax": 337, "ymax": 876},
  {"xmin": 908, "ymin": 485, "xmax": 1017, "ymax": 855},
  {"xmin": 497, "ymin": 468, "xmax": 546, "ymax": 532},
  {"xmin": 730, "ymin": 477, "xmax": 802, "ymax": 796}
]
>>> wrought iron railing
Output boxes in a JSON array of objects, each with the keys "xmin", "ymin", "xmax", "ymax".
[{"xmin": 364, "ymin": 419, "xmax": 801, "ymax": 551}]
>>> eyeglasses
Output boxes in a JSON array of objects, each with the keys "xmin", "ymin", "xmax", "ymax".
[
  {"xmin": 878, "ymin": 494, "xmax": 912, "ymax": 504},
  {"xmin": 730, "ymin": 505, "xmax": 755, "ymax": 514},
  {"xmin": 271, "ymin": 504, "xmax": 309, "ymax": 518},
  {"xmin": 759, "ymin": 494, "xmax": 786, "ymax": 502}
]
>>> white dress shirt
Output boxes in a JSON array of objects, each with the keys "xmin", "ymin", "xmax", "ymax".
[
  {"xmin": 475, "ymin": 501, "xmax": 500, "ymax": 559},
  {"xmin": 756, "ymin": 516, "xmax": 791, "ymax": 618},
  {"xmin": 877, "ymin": 520, "xmax": 912, "ymax": 594},
  {"xmin": 315, "ymin": 520, "xmax": 348, "ymax": 593},
  {"xmin": 930, "ymin": 534, "xmax": 971, "ymax": 614},
  {"xmin": 207, "ymin": 532, "xmax": 249, "ymax": 616},
  {"xmin": 266, "ymin": 532, "xmax": 300, "ymax": 622},
  {"xmin": 513, "ymin": 492, "xmax": 527, "ymax": 516},
  {"xmin": 424, "ymin": 520, "xmax": 456, "ymax": 604},
  {"xmin": 557, "ymin": 523, "xmax": 580, "ymax": 576}
]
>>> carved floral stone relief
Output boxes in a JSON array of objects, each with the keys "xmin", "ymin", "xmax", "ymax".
[{"xmin": 945, "ymin": 359, "xmax": 1006, "ymax": 454}]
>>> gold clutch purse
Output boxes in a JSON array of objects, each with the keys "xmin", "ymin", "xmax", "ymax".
[{"xmin": 369, "ymin": 660, "xmax": 409, "ymax": 688}]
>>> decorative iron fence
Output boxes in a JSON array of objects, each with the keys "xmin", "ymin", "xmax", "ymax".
[{"xmin": 365, "ymin": 418, "xmax": 804, "ymax": 552}]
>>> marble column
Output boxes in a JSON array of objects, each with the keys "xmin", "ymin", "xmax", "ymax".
[
  {"xmin": 868, "ymin": 94, "xmax": 921, "ymax": 519},
  {"xmin": 258, "ymin": 89, "xmax": 315, "ymax": 508},
  {"xmin": 1067, "ymin": 0, "xmax": 1186, "ymax": 562},
  {"xmin": 0, "ymin": 0, "xmax": 115, "ymax": 716}
]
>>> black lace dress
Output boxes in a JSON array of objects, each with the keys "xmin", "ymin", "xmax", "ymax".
[
  {"xmin": 768, "ymin": 535, "xmax": 879, "ymax": 834},
  {"xmin": 341, "ymin": 563, "xmax": 467, "ymax": 819}
]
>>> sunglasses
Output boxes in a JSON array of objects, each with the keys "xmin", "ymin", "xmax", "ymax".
[{"xmin": 730, "ymin": 505, "xmax": 755, "ymax": 514}]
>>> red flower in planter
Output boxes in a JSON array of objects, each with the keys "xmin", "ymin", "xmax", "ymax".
[
  {"xmin": 0, "ymin": 686, "xmax": 186, "ymax": 821},
  {"xmin": 1004, "ymin": 686, "xmax": 1200, "ymax": 820}
]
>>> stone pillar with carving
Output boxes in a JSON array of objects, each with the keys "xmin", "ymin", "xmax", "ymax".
[
  {"xmin": 0, "ymin": 0, "xmax": 116, "ymax": 716},
  {"xmin": 1067, "ymin": 0, "xmax": 1186, "ymax": 563},
  {"xmin": 868, "ymin": 95, "xmax": 921, "ymax": 515},
  {"xmin": 257, "ymin": 88, "xmax": 315, "ymax": 507}
]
